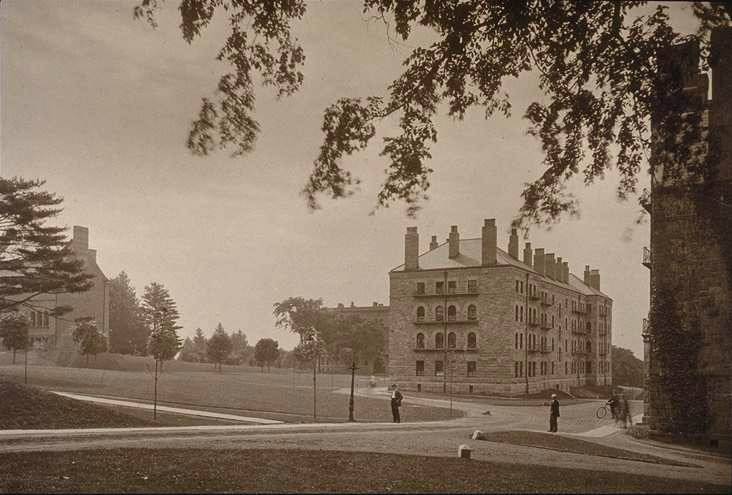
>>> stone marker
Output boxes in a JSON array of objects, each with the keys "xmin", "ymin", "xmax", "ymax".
[
  {"xmin": 471, "ymin": 430, "xmax": 484, "ymax": 440},
  {"xmin": 458, "ymin": 444, "xmax": 472, "ymax": 459}
]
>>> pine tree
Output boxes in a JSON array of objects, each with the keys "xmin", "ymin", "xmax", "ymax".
[
  {"xmin": 142, "ymin": 282, "xmax": 182, "ymax": 371},
  {"xmin": 192, "ymin": 327, "xmax": 207, "ymax": 362},
  {"xmin": 206, "ymin": 323, "xmax": 232, "ymax": 372},
  {"xmin": 178, "ymin": 336, "xmax": 197, "ymax": 362},
  {"xmin": 109, "ymin": 271, "xmax": 147, "ymax": 355},
  {"xmin": 0, "ymin": 177, "xmax": 93, "ymax": 314},
  {"xmin": 229, "ymin": 329, "xmax": 249, "ymax": 364}
]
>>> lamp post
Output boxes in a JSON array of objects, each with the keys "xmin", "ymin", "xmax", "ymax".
[
  {"xmin": 442, "ymin": 270, "xmax": 448, "ymax": 394},
  {"xmin": 348, "ymin": 355, "xmax": 357, "ymax": 422}
]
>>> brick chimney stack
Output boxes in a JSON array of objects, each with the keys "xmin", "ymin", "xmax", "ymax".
[
  {"xmin": 449, "ymin": 225, "xmax": 460, "ymax": 258},
  {"xmin": 429, "ymin": 235, "xmax": 439, "ymax": 250},
  {"xmin": 584, "ymin": 265, "xmax": 591, "ymax": 286},
  {"xmin": 534, "ymin": 248, "xmax": 545, "ymax": 276},
  {"xmin": 556, "ymin": 257, "xmax": 563, "ymax": 282},
  {"xmin": 404, "ymin": 227, "xmax": 419, "ymax": 271},
  {"xmin": 481, "ymin": 219, "xmax": 497, "ymax": 266},
  {"xmin": 546, "ymin": 253, "xmax": 556, "ymax": 280},
  {"xmin": 523, "ymin": 242, "xmax": 533, "ymax": 268},
  {"xmin": 508, "ymin": 228, "xmax": 519, "ymax": 259},
  {"xmin": 71, "ymin": 226, "xmax": 89, "ymax": 253},
  {"xmin": 590, "ymin": 269, "xmax": 601, "ymax": 291},
  {"xmin": 563, "ymin": 261, "xmax": 569, "ymax": 283}
]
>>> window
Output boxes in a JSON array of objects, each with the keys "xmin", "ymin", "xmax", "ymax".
[
  {"xmin": 467, "ymin": 305, "xmax": 477, "ymax": 320},
  {"xmin": 43, "ymin": 312, "xmax": 49, "ymax": 328},
  {"xmin": 435, "ymin": 305, "xmax": 444, "ymax": 322},
  {"xmin": 448, "ymin": 332, "xmax": 456, "ymax": 349},
  {"xmin": 416, "ymin": 282, "xmax": 425, "ymax": 295},
  {"xmin": 447, "ymin": 305, "xmax": 456, "ymax": 322},
  {"xmin": 416, "ymin": 306, "xmax": 425, "ymax": 322},
  {"xmin": 586, "ymin": 361, "xmax": 592, "ymax": 374},
  {"xmin": 520, "ymin": 281, "xmax": 524, "ymax": 294},
  {"xmin": 467, "ymin": 332, "xmax": 476, "ymax": 349},
  {"xmin": 435, "ymin": 360, "xmax": 444, "ymax": 376},
  {"xmin": 468, "ymin": 279, "xmax": 477, "ymax": 293},
  {"xmin": 586, "ymin": 341, "xmax": 592, "ymax": 353},
  {"xmin": 416, "ymin": 361, "xmax": 424, "ymax": 376},
  {"xmin": 519, "ymin": 333, "xmax": 523, "ymax": 349},
  {"xmin": 565, "ymin": 362, "xmax": 568, "ymax": 374},
  {"xmin": 586, "ymin": 321, "xmax": 592, "ymax": 332},
  {"xmin": 520, "ymin": 306, "xmax": 524, "ymax": 322},
  {"xmin": 448, "ymin": 280, "xmax": 456, "ymax": 294},
  {"xmin": 435, "ymin": 333, "xmax": 444, "ymax": 349},
  {"xmin": 30, "ymin": 312, "xmax": 36, "ymax": 327},
  {"xmin": 515, "ymin": 333, "xmax": 518, "ymax": 350},
  {"xmin": 416, "ymin": 333, "xmax": 425, "ymax": 349},
  {"xmin": 514, "ymin": 362, "xmax": 519, "ymax": 378},
  {"xmin": 467, "ymin": 361, "xmax": 476, "ymax": 377},
  {"xmin": 519, "ymin": 361, "xmax": 523, "ymax": 377},
  {"xmin": 436, "ymin": 281, "xmax": 444, "ymax": 295},
  {"xmin": 515, "ymin": 305, "xmax": 519, "ymax": 321},
  {"xmin": 515, "ymin": 280, "xmax": 520, "ymax": 293}
]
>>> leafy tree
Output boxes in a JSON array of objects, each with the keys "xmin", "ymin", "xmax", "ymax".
[
  {"xmin": 229, "ymin": 329, "xmax": 249, "ymax": 365},
  {"xmin": 142, "ymin": 282, "xmax": 182, "ymax": 371},
  {"xmin": 254, "ymin": 338, "xmax": 279, "ymax": 372},
  {"xmin": 206, "ymin": 323, "xmax": 233, "ymax": 372},
  {"xmin": 273, "ymin": 297, "xmax": 326, "ymax": 342},
  {"xmin": 319, "ymin": 314, "xmax": 385, "ymax": 374},
  {"xmin": 134, "ymin": 2, "xmax": 731, "ymax": 223},
  {"xmin": 0, "ymin": 177, "xmax": 93, "ymax": 314},
  {"xmin": 611, "ymin": 345, "xmax": 644, "ymax": 388},
  {"xmin": 109, "ymin": 271, "xmax": 148, "ymax": 355},
  {"xmin": 192, "ymin": 327, "xmax": 207, "ymax": 362},
  {"xmin": 0, "ymin": 312, "xmax": 29, "ymax": 364},
  {"xmin": 72, "ymin": 317, "xmax": 108, "ymax": 365}
]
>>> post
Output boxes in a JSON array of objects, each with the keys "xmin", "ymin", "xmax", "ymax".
[
  {"xmin": 24, "ymin": 346, "xmax": 28, "ymax": 385},
  {"xmin": 313, "ymin": 358, "xmax": 317, "ymax": 422},
  {"xmin": 348, "ymin": 360, "xmax": 357, "ymax": 422},
  {"xmin": 154, "ymin": 358, "xmax": 158, "ymax": 420}
]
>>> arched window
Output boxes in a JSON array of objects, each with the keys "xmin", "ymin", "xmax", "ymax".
[
  {"xmin": 448, "ymin": 332, "xmax": 456, "ymax": 348},
  {"xmin": 435, "ymin": 305, "xmax": 444, "ymax": 322},
  {"xmin": 416, "ymin": 306, "xmax": 425, "ymax": 322},
  {"xmin": 586, "ymin": 341, "xmax": 592, "ymax": 353},
  {"xmin": 467, "ymin": 332, "xmax": 477, "ymax": 349},
  {"xmin": 467, "ymin": 304, "xmax": 477, "ymax": 320},
  {"xmin": 416, "ymin": 333, "xmax": 425, "ymax": 349},
  {"xmin": 435, "ymin": 333, "xmax": 444, "ymax": 349},
  {"xmin": 447, "ymin": 305, "xmax": 456, "ymax": 321},
  {"xmin": 586, "ymin": 321, "xmax": 592, "ymax": 332}
]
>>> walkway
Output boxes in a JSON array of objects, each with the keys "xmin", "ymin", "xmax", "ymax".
[{"xmin": 51, "ymin": 391, "xmax": 283, "ymax": 425}]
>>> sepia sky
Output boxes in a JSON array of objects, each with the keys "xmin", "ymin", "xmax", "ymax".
[{"xmin": 0, "ymin": 1, "xmax": 700, "ymax": 357}]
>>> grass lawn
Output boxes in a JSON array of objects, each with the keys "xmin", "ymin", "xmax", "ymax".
[
  {"xmin": 0, "ymin": 381, "xmax": 155, "ymax": 429},
  {"xmin": 476, "ymin": 431, "xmax": 695, "ymax": 467},
  {"xmin": 0, "ymin": 362, "xmax": 457, "ymax": 423},
  {"xmin": 0, "ymin": 448, "xmax": 727, "ymax": 493}
]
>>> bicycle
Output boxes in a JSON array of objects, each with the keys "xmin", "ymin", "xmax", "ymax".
[{"xmin": 595, "ymin": 403, "xmax": 610, "ymax": 419}]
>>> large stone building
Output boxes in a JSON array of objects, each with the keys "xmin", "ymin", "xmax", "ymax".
[
  {"xmin": 387, "ymin": 220, "xmax": 612, "ymax": 395},
  {"xmin": 21, "ymin": 225, "xmax": 110, "ymax": 350},
  {"xmin": 643, "ymin": 29, "xmax": 732, "ymax": 443}
]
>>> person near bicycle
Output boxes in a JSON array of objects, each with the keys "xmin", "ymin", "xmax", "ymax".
[{"xmin": 606, "ymin": 393, "xmax": 619, "ymax": 420}]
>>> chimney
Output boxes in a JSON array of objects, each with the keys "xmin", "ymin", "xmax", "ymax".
[
  {"xmin": 563, "ymin": 262, "xmax": 569, "ymax": 283},
  {"xmin": 534, "ymin": 248, "xmax": 545, "ymax": 276},
  {"xmin": 590, "ymin": 269, "xmax": 601, "ymax": 291},
  {"xmin": 481, "ymin": 219, "xmax": 497, "ymax": 265},
  {"xmin": 556, "ymin": 257, "xmax": 563, "ymax": 282},
  {"xmin": 584, "ymin": 265, "xmax": 591, "ymax": 286},
  {"xmin": 449, "ymin": 226, "xmax": 460, "ymax": 259},
  {"xmin": 523, "ymin": 242, "xmax": 533, "ymax": 268},
  {"xmin": 545, "ymin": 253, "xmax": 556, "ymax": 280},
  {"xmin": 429, "ymin": 235, "xmax": 439, "ymax": 250},
  {"xmin": 508, "ymin": 228, "xmax": 519, "ymax": 259},
  {"xmin": 404, "ymin": 227, "xmax": 419, "ymax": 271},
  {"xmin": 337, "ymin": 303, "xmax": 344, "ymax": 309},
  {"xmin": 72, "ymin": 225, "xmax": 89, "ymax": 252},
  {"xmin": 372, "ymin": 302, "xmax": 378, "ymax": 307}
]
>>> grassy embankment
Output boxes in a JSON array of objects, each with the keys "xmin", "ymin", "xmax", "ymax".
[
  {"xmin": 1, "ymin": 448, "xmax": 727, "ymax": 493},
  {"xmin": 0, "ymin": 352, "xmax": 458, "ymax": 423}
]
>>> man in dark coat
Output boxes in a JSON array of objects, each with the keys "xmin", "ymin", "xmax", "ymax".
[
  {"xmin": 390, "ymin": 384, "xmax": 403, "ymax": 423},
  {"xmin": 549, "ymin": 393, "xmax": 560, "ymax": 432}
]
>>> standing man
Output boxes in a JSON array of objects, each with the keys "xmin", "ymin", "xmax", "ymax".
[
  {"xmin": 549, "ymin": 393, "xmax": 560, "ymax": 432},
  {"xmin": 390, "ymin": 384, "xmax": 403, "ymax": 423}
]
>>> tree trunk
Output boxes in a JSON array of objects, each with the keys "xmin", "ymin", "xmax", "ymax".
[{"xmin": 12, "ymin": 349, "xmax": 16, "ymax": 364}]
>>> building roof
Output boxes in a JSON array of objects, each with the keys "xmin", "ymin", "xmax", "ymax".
[{"xmin": 391, "ymin": 238, "xmax": 609, "ymax": 299}]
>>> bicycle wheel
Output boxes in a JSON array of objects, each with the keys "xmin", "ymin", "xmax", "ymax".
[{"xmin": 596, "ymin": 406, "xmax": 608, "ymax": 419}]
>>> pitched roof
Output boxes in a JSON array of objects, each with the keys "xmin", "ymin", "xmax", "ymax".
[{"xmin": 391, "ymin": 238, "xmax": 609, "ymax": 299}]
